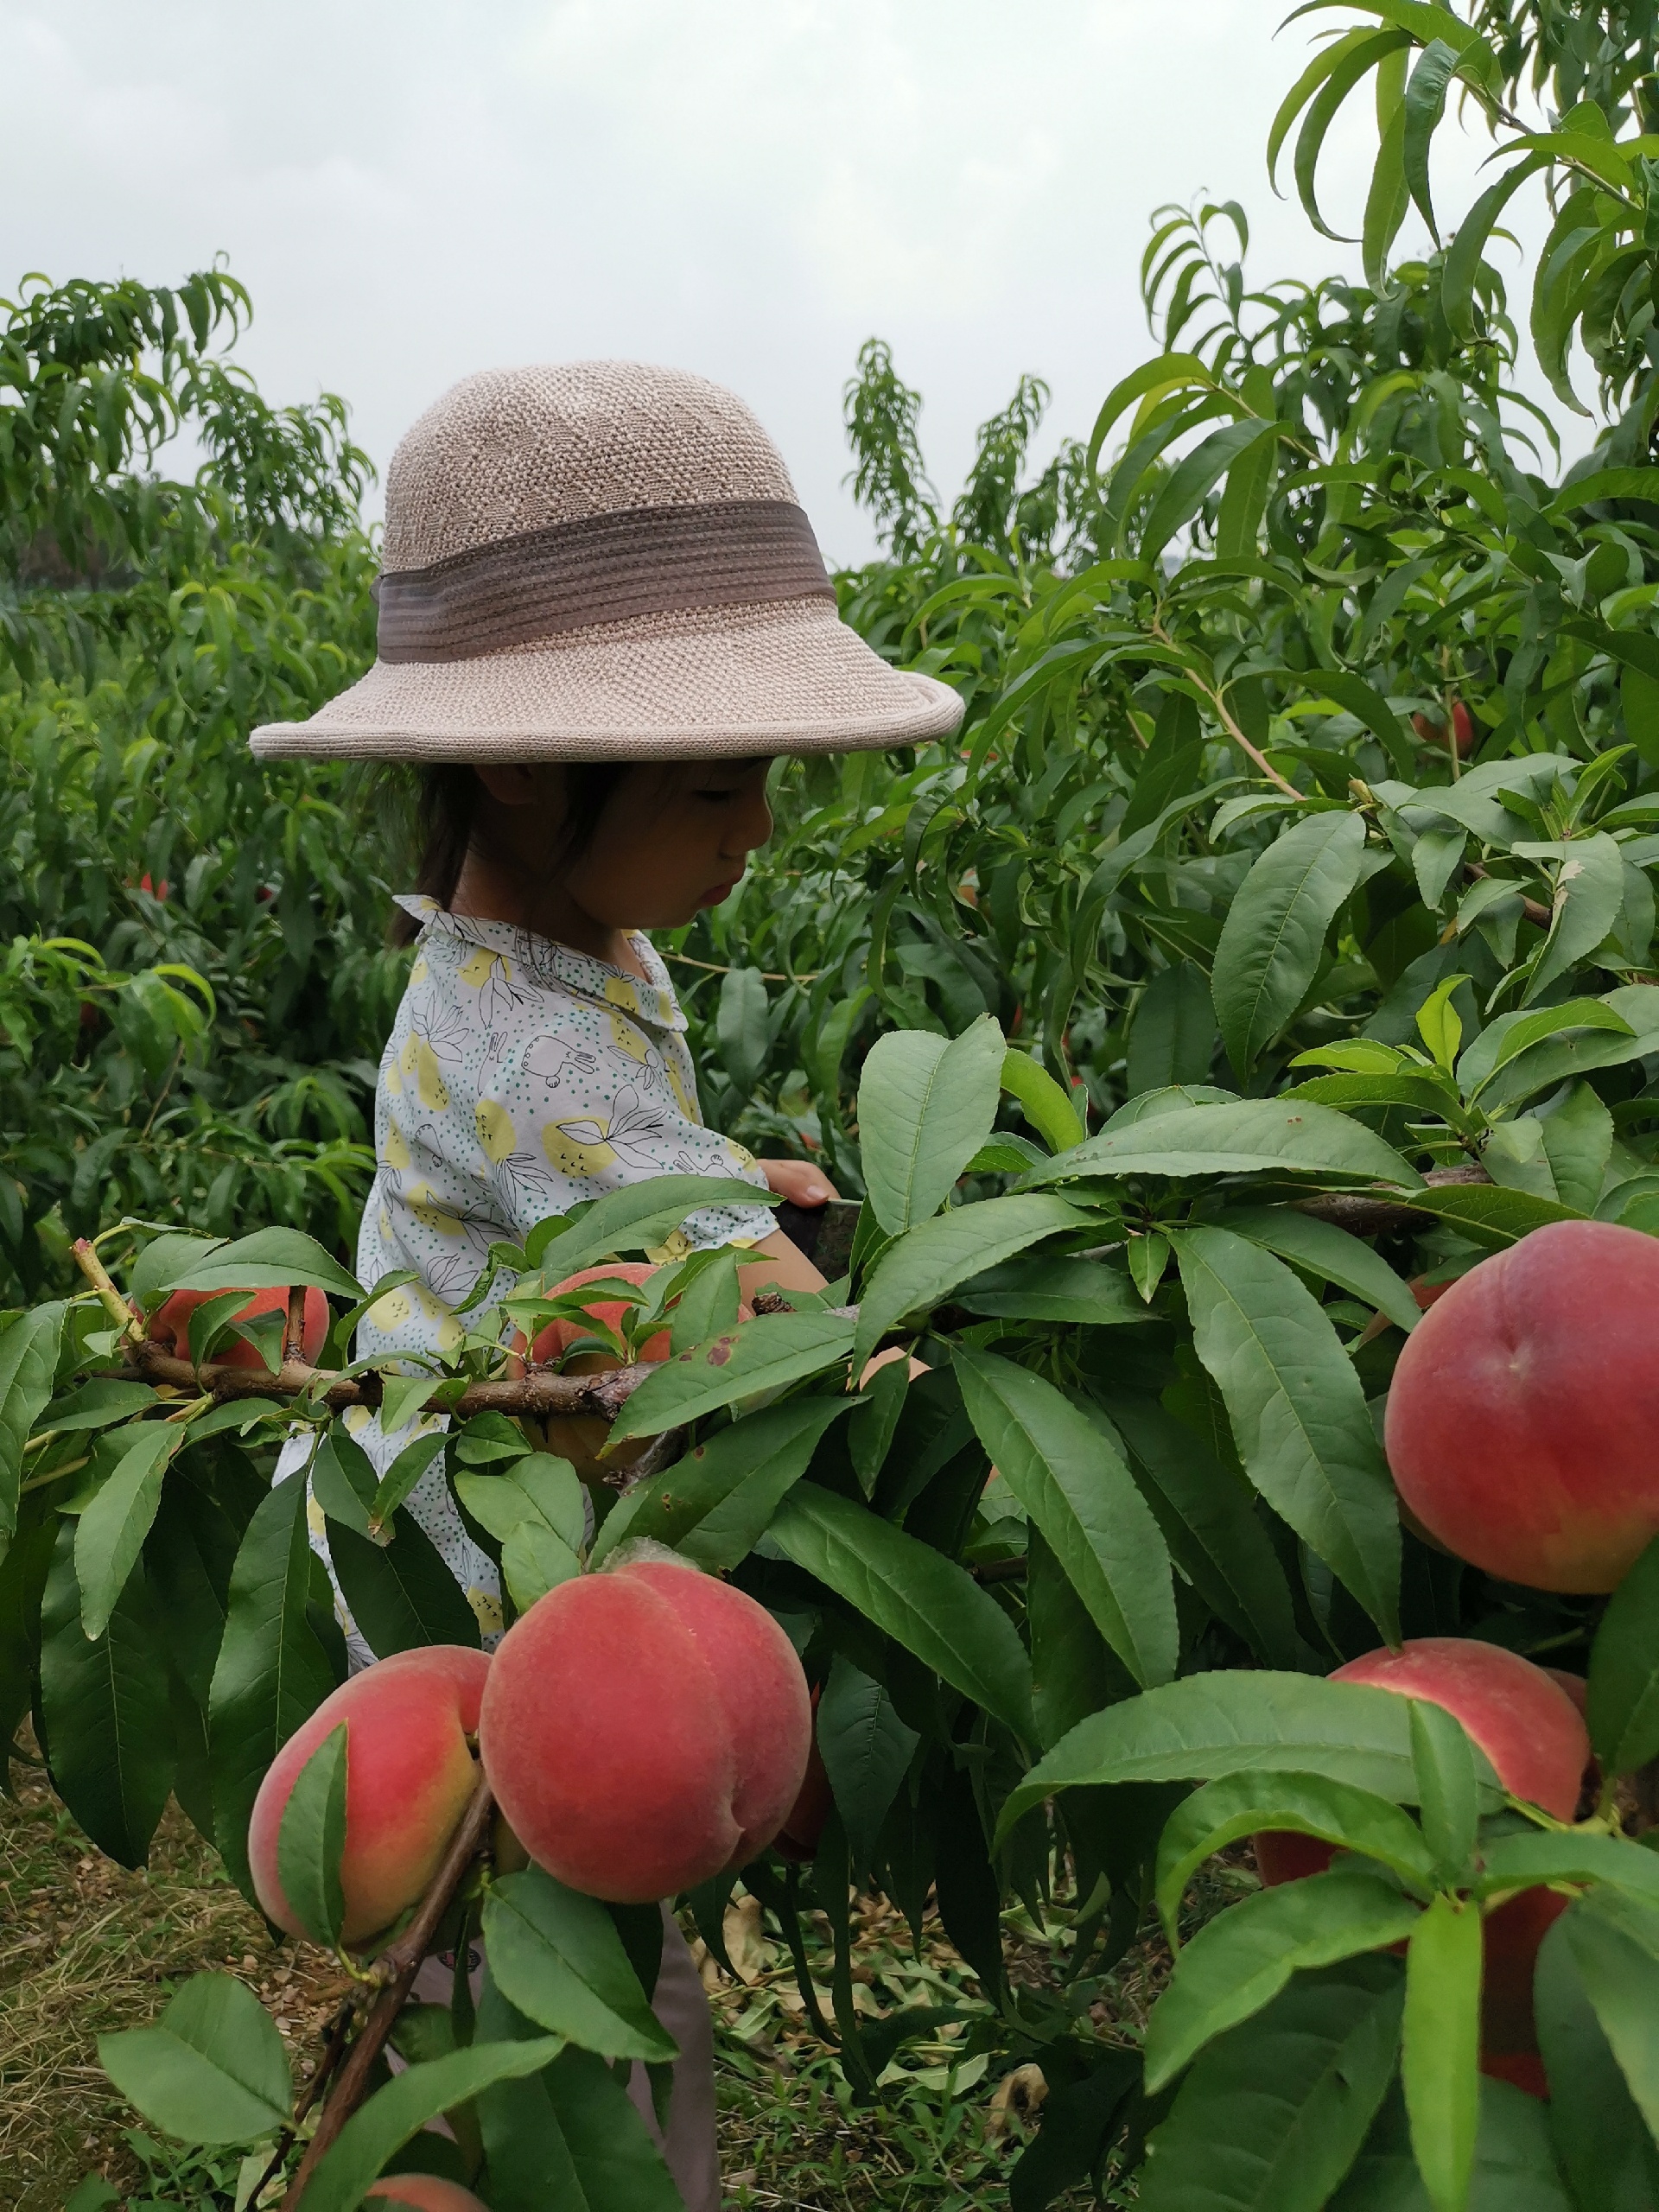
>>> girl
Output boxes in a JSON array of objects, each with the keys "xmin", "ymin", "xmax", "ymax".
[{"xmin": 251, "ymin": 359, "xmax": 962, "ymax": 2209}]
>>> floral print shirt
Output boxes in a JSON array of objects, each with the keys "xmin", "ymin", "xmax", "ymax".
[{"xmin": 285, "ymin": 895, "xmax": 772, "ymax": 1656}]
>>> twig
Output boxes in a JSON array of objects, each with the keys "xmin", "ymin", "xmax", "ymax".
[
  {"xmin": 1297, "ymin": 1162, "xmax": 1491, "ymax": 1237},
  {"xmin": 280, "ymin": 1775, "xmax": 496, "ymax": 2207},
  {"xmin": 662, "ymin": 951, "xmax": 823, "ymax": 982},
  {"xmin": 283, "ymin": 1284, "xmax": 309, "ymax": 1365},
  {"xmin": 1463, "ymin": 861, "xmax": 1552, "ymax": 931},
  {"xmin": 70, "ymin": 1238, "xmax": 144, "ymax": 1342},
  {"xmin": 246, "ymin": 1995, "xmax": 356, "ymax": 2204}
]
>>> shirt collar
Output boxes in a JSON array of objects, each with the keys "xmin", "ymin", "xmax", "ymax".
[{"xmin": 395, "ymin": 895, "xmax": 686, "ymax": 1030}]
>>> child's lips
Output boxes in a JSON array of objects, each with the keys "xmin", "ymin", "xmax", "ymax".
[{"xmin": 701, "ymin": 879, "xmax": 738, "ymax": 906}]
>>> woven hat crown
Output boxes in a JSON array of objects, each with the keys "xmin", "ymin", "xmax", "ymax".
[{"xmin": 383, "ymin": 362, "xmax": 798, "ymax": 575}]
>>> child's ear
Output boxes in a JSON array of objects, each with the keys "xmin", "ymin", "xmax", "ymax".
[{"xmin": 475, "ymin": 762, "xmax": 559, "ymax": 809}]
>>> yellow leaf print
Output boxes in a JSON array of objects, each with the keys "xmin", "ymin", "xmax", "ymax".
[
  {"xmin": 665, "ymin": 1057, "xmax": 702, "ymax": 1124},
  {"xmin": 607, "ymin": 1010, "xmax": 648, "ymax": 1060},
  {"xmin": 543, "ymin": 1120, "xmax": 617, "ymax": 1177},
  {"xmin": 408, "ymin": 1183, "xmax": 467, "ymax": 1236},
  {"xmin": 410, "ymin": 955, "xmax": 429, "ymax": 985},
  {"xmin": 414, "ymin": 1039, "xmax": 450, "ymax": 1112},
  {"xmin": 467, "ymin": 1586, "xmax": 505, "ymax": 1637},
  {"xmin": 475, "ymin": 1097, "xmax": 517, "ymax": 1163},
  {"xmin": 725, "ymin": 1137, "xmax": 757, "ymax": 1169},
  {"xmin": 645, "ymin": 1229, "xmax": 694, "ymax": 1264},
  {"xmin": 385, "ymin": 1052, "xmax": 403, "ymax": 1097},
  {"xmin": 603, "ymin": 976, "xmax": 643, "ymax": 1016},
  {"xmin": 385, "ymin": 1116, "xmax": 411, "ymax": 1172},
  {"xmin": 344, "ymin": 1405, "xmax": 373, "ymax": 1436},
  {"xmin": 435, "ymin": 1313, "xmax": 464, "ymax": 1354},
  {"xmin": 458, "ymin": 946, "xmax": 510, "ymax": 989},
  {"xmin": 306, "ymin": 1493, "xmax": 327, "ymax": 1541},
  {"xmin": 369, "ymin": 1288, "xmax": 412, "ymax": 1329}
]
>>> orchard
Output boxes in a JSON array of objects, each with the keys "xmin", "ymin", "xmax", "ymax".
[{"xmin": 14, "ymin": 3, "xmax": 1659, "ymax": 2210}]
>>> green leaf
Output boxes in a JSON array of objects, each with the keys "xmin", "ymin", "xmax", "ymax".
[
  {"xmin": 955, "ymin": 1349, "xmax": 1176, "ymax": 1688},
  {"xmin": 98, "ymin": 1972, "xmax": 291, "ymax": 2145},
  {"xmin": 857, "ymin": 1014, "xmax": 1007, "ymax": 1236},
  {"xmin": 1141, "ymin": 419, "xmax": 1282, "ymax": 563},
  {"xmin": 297, "ymin": 2036, "xmax": 566, "ymax": 2212},
  {"xmin": 162, "ymin": 1225, "xmax": 361, "ymax": 1301},
  {"xmin": 816, "ymin": 1654, "xmax": 919, "ymax": 1870},
  {"xmin": 850, "ymin": 1192, "xmax": 1086, "ymax": 1367},
  {"xmin": 1104, "ymin": 1393, "xmax": 1303, "ymax": 1667},
  {"xmin": 1402, "ymin": 38, "xmax": 1459, "ymax": 239},
  {"xmin": 275, "ymin": 1722, "xmax": 347, "ymax": 1949},
  {"xmin": 73, "ymin": 1421, "xmax": 181, "ymax": 1641},
  {"xmin": 717, "ymin": 965, "xmax": 770, "ymax": 1093},
  {"xmin": 1144, "ymin": 1868, "xmax": 1420, "ymax": 2091},
  {"xmin": 1127, "ymin": 963, "xmax": 1219, "ymax": 1096},
  {"xmin": 1535, "ymin": 1907, "xmax": 1659, "ymax": 2209},
  {"xmin": 1470, "ymin": 1828, "xmax": 1659, "ymax": 1909},
  {"xmin": 1409, "ymin": 1700, "xmax": 1478, "ymax": 1881},
  {"xmin": 1172, "ymin": 1226, "xmax": 1401, "ymax": 1641},
  {"xmin": 453, "ymin": 1452, "xmax": 585, "ymax": 1551},
  {"xmin": 501, "ymin": 1518, "xmax": 583, "ymax": 1610},
  {"xmin": 39, "ymin": 1379, "xmax": 158, "ymax": 1434},
  {"xmin": 1023, "ymin": 1098, "xmax": 1419, "ymax": 1191},
  {"xmin": 1538, "ymin": 1082, "xmax": 1614, "ymax": 1215},
  {"xmin": 1401, "ymin": 1182, "xmax": 1586, "ymax": 1249},
  {"xmin": 482, "ymin": 1866, "xmax": 677, "ymax": 2061},
  {"xmin": 997, "ymin": 1671, "xmax": 1498, "ymax": 1840},
  {"xmin": 1562, "ymin": 1891, "xmax": 1659, "ymax": 2140},
  {"xmin": 310, "ymin": 1427, "xmax": 376, "ymax": 1537},
  {"xmin": 1403, "ymin": 1894, "xmax": 1484, "ymax": 2212},
  {"xmin": 537, "ymin": 1175, "xmax": 780, "ymax": 1283},
  {"xmin": 1457, "ymin": 995, "xmax": 1637, "ymax": 1096},
  {"xmin": 1000, "ymin": 1046, "xmax": 1085, "ymax": 1154},
  {"xmin": 1155, "ymin": 1771, "xmax": 1436, "ymax": 1943},
  {"xmin": 208, "ymin": 1471, "xmax": 337, "ymax": 1899},
  {"xmin": 609, "ymin": 1309, "xmax": 855, "ymax": 1441},
  {"xmin": 1138, "ymin": 1958, "xmax": 1404, "ymax": 2212},
  {"xmin": 957, "ymin": 1254, "xmax": 1147, "ymax": 1325},
  {"xmin": 1211, "ymin": 812, "xmax": 1369, "ymax": 1077},
  {"xmin": 0, "ymin": 1301, "xmax": 66, "ymax": 1557},
  {"xmin": 590, "ymin": 1397, "xmax": 845, "ymax": 1571},
  {"xmin": 366, "ymin": 1432, "xmax": 446, "ymax": 1536},
  {"xmin": 1588, "ymin": 1532, "xmax": 1659, "ymax": 1777},
  {"xmin": 1523, "ymin": 835, "xmax": 1627, "ymax": 1007},
  {"xmin": 1222, "ymin": 1206, "xmax": 1423, "ymax": 1334},
  {"xmin": 327, "ymin": 1512, "xmax": 483, "ymax": 1657},
  {"xmin": 1331, "ymin": 2075, "xmax": 1573, "ymax": 2211},
  {"xmin": 38, "ymin": 1520, "xmax": 175, "ymax": 1867},
  {"xmin": 768, "ymin": 1484, "xmax": 1033, "ymax": 1739},
  {"xmin": 667, "ymin": 1244, "xmax": 741, "ymax": 1354}
]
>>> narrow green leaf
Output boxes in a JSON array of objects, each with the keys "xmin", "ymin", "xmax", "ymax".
[
  {"xmin": 1222, "ymin": 1205, "xmax": 1422, "ymax": 1333},
  {"xmin": 610, "ymin": 1309, "xmax": 855, "ymax": 1441},
  {"xmin": 0, "ymin": 1302, "xmax": 66, "ymax": 1556},
  {"xmin": 501, "ymin": 1518, "xmax": 582, "ymax": 1610},
  {"xmin": 536, "ymin": 1175, "xmax": 780, "ymax": 1283},
  {"xmin": 816, "ymin": 1654, "xmax": 919, "ymax": 1870},
  {"xmin": 955, "ymin": 1349, "xmax": 1176, "ymax": 1688},
  {"xmin": 590, "ymin": 1397, "xmax": 845, "ymax": 1571},
  {"xmin": 1212, "ymin": 812, "xmax": 1368, "ymax": 1077},
  {"xmin": 275, "ymin": 1722, "xmax": 347, "ymax": 1949},
  {"xmin": 768, "ymin": 1484, "xmax": 1033, "ymax": 1739},
  {"xmin": 1127, "ymin": 963, "xmax": 1218, "ymax": 1096},
  {"xmin": 327, "ymin": 1511, "xmax": 482, "ymax": 1657},
  {"xmin": 1563, "ymin": 1890, "xmax": 1659, "ymax": 2140},
  {"xmin": 851, "ymin": 1192, "xmax": 1086, "ymax": 1366},
  {"xmin": 1173, "ymin": 1226, "xmax": 1401, "ymax": 1640},
  {"xmin": 162, "ymin": 1225, "xmax": 360, "ymax": 1301},
  {"xmin": 1410, "ymin": 1700, "xmax": 1478, "ymax": 1879},
  {"xmin": 1588, "ymin": 1533, "xmax": 1659, "ymax": 1777},
  {"xmin": 1535, "ymin": 1907, "xmax": 1659, "ymax": 2209},
  {"xmin": 74, "ymin": 1422, "xmax": 181, "ymax": 1642},
  {"xmin": 453, "ymin": 1452, "xmax": 584, "ymax": 1550},
  {"xmin": 1144, "ymin": 1867, "xmax": 1420, "ymax": 2091},
  {"xmin": 1403, "ymin": 1894, "xmax": 1484, "ymax": 2212},
  {"xmin": 366, "ymin": 1432, "xmax": 446, "ymax": 1535},
  {"xmin": 1523, "ymin": 835, "xmax": 1627, "ymax": 1007},
  {"xmin": 1000, "ymin": 1046, "xmax": 1084, "ymax": 1154},
  {"xmin": 1024, "ymin": 1097, "xmax": 1419, "ymax": 1191},
  {"xmin": 1402, "ymin": 39, "xmax": 1459, "ymax": 239}
]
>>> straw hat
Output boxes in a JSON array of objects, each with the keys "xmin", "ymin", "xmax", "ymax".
[{"xmin": 249, "ymin": 361, "xmax": 963, "ymax": 761}]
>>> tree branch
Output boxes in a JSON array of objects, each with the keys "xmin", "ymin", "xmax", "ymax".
[{"xmin": 1296, "ymin": 1162, "xmax": 1490, "ymax": 1236}]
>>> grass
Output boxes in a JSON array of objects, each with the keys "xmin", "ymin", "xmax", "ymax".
[{"xmin": 0, "ymin": 1762, "xmax": 1254, "ymax": 2211}]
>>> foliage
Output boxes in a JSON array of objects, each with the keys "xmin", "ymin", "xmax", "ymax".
[{"xmin": 14, "ymin": 0, "xmax": 1659, "ymax": 2206}]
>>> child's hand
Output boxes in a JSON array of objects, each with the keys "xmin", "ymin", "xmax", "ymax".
[{"xmin": 760, "ymin": 1158, "xmax": 840, "ymax": 1208}]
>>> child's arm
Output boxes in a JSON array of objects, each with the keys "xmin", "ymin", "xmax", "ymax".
[{"xmin": 738, "ymin": 1232, "xmax": 827, "ymax": 1299}]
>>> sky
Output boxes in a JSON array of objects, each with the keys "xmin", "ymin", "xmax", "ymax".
[{"xmin": 1, "ymin": 1, "xmax": 1573, "ymax": 563}]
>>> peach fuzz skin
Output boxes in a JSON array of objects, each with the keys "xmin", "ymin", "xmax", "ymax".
[
  {"xmin": 365, "ymin": 2180, "xmax": 490, "ymax": 2212},
  {"xmin": 479, "ymin": 1557, "xmax": 810, "ymax": 1904},
  {"xmin": 1384, "ymin": 1219, "xmax": 1659, "ymax": 1592},
  {"xmin": 149, "ymin": 1283, "xmax": 328, "ymax": 1370},
  {"xmin": 1255, "ymin": 1639, "xmax": 1590, "ymax": 2096},
  {"xmin": 249, "ymin": 1645, "xmax": 490, "ymax": 1948}
]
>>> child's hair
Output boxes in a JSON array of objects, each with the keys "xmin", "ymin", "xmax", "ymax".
[{"xmin": 378, "ymin": 761, "xmax": 628, "ymax": 946}]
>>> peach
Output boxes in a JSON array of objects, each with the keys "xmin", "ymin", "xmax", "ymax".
[
  {"xmin": 249, "ymin": 1646, "xmax": 491, "ymax": 1948},
  {"xmin": 1255, "ymin": 1638, "xmax": 1590, "ymax": 2096},
  {"xmin": 1385, "ymin": 1220, "xmax": 1659, "ymax": 1592},
  {"xmin": 478, "ymin": 1556, "xmax": 810, "ymax": 1903},
  {"xmin": 365, "ymin": 2181, "xmax": 489, "ymax": 2212},
  {"xmin": 150, "ymin": 1283, "xmax": 329, "ymax": 1370}
]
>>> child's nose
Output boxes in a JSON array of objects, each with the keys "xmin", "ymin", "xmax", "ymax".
[{"xmin": 728, "ymin": 788, "xmax": 772, "ymax": 855}]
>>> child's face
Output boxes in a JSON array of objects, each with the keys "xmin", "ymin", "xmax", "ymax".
[{"xmin": 566, "ymin": 756, "xmax": 774, "ymax": 931}]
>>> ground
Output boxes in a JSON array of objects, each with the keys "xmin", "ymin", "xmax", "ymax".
[{"xmin": 0, "ymin": 1764, "xmax": 1248, "ymax": 2211}]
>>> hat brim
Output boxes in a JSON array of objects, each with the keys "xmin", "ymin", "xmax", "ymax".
[{"xmin": 250, "ymin": 595, "xmax": 963, "ymax": 761}]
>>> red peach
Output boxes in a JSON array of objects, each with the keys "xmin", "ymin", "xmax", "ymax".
[
  {"xmin": 365, "ymin": 2181, "xmax": 490, "ymax": 2212},
  {"xmin": 1385, "ymin": 1220, "xmax": 1659, "ymax": 1592},
  {"xmin": 1255, "ymin": 1638, "xmax": 1590, "ymax": 2097},
  {"xmin": 478, "ymin": 1557, "xmax": 810, "ymax": 1903},
  {"xmin": 249, "ymin": 1646, "xmax": 491, "ymax": 1948},
  {"xmin": 150, "ymin": 1284, "xmax": 328, "ymax": 1370}
]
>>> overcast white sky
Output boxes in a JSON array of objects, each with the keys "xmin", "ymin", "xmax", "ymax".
[{"xmin": 2, "ymin": 1, "xmax": 1574, "ymax": 562}]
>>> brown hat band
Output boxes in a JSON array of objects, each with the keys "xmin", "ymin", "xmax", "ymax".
[{"xmin": 373, "ymin": 496, "xmax": 834, "ymax": 665}]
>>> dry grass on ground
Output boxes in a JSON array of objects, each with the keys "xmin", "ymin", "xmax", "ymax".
[{"xmin": 1, "ymin": 1760, "xmax": 1251, "ymax": 2212}]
